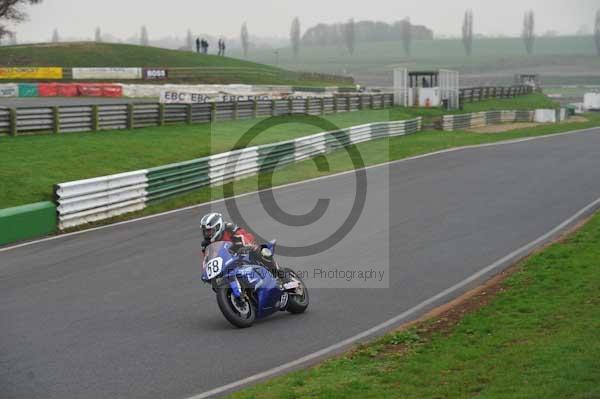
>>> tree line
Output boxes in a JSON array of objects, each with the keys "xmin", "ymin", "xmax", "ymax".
[{"xmin": 1, "ymin": 1, "xmax": 600, "ymax": 59}]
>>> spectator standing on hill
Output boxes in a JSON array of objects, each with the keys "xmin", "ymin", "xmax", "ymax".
[
  {"xmin": 221, "ymin": 39, "xmax": 226, "ymax": 56},
  {"xmin": 196, "ymin": 37, "xmax": 200, "ymax": 53}
]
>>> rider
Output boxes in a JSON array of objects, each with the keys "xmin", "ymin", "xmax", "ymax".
[{"xmin": 200, "ymin": 212, "xmax": 280, "ymax": 277}]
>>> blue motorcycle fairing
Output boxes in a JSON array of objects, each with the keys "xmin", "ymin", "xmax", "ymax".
[{"xmin": 201, "ymin": 240, "xmax": 286, "ymax": 319}]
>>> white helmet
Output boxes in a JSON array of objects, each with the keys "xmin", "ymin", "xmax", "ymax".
[{"xmin": 200, "ymin": 212, "xmax": 225, "ymax": 242}]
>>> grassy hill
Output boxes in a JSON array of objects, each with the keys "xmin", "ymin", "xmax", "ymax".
[
  {"xmin": 228, "ymin": 36, "xmax": 600, "ymax": 86},
  {"xmin": 0, "ymin": 42, "xmax": 351, "ymax": 86}
]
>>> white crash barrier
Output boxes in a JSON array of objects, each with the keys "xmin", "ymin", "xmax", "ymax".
[
  {"xmin": 583, "ymin": 93, "xmax": 600, "ymax": 110},
  {"xmin": 120, "ymin": 84, "xmax": 295, "ymax": 99},
  {"xmin": 55, "ymin": 170, "xmax": 148, "ymax": 229}
]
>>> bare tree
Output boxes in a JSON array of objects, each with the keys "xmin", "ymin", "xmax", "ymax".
[
  {"xmin": 462, "ymin": 9, "xmax": 474, "ymax": 56},
  {"xmin": 290, "ymin": 17, "xmax": 301, "ymax": 57},
  {"xmin": 0, "ymin": 0, "xmax": 42, "ymax": 40},
  {"xmin": 140, "ymin": 25, "xmax": 149, "ymax": 46},
  {"xmin": 595, "ymin": 9, "xmax": 600, "ymax": 56},
  {"xmin": 186, "ymin": 29, "xmax": 193, "ymax": 51},
  {"xmin": 51, "ymin": 28, "xmax": 59, "ymax": 43},
  {"xmin": 95, "ymin": 26, "xmax": 101, "ymax": 42},
  {"xmin": 401, "ymin": 17, "xmax": 411, "ymax": 56},
  {"xmin": 240, "ymin": 22, "xmax": 249, "ymax": 57},
  {"xmin": 522, "ymin": 10, "xmax": 535, "ymax": 55},
  {"xmin": 343, "ymin": 18, "xmax": 355, "ymax": 56}
]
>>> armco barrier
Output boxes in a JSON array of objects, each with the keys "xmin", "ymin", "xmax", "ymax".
[
  {"xmin": 0, "ymin": 202, "xmax": 57, "ymax": 246},
  {"xmin": 441, "ymin": 109, "xmax": 566, "ymax": 131},
  {"xmin": 55, "ymin": 117, "xmax": 421, "ymax": 229},
  {"xmin": 3, "ymin": 93, "xmax": 393, "ymax": 136}
]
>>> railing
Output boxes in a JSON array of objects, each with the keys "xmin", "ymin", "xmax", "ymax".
[
  {"xmin": 442, "ymin": 108, "xmax": 567, "ymax": 131},
  {"xmin": 459, "ymin": 85, "xmax": 533, "ymax": 103},
  {"xmin": 54, "ymin": 117, "xmax": 422, "ymax": 229},
  {"xmin": 0, "ymin": 93, "xmax": 393, "ymax": 136}
]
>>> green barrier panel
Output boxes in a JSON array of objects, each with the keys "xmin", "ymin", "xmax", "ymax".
[
  {"xmin": 0, "ymin": 201, "xmax": 56, "ymax": 246},
  {"xmin": 18, "ymin": 83, "xmax": 39, "ymax": 97}
]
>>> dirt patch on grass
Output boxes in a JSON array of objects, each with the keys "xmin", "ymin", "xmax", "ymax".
[
  {"xmin": 468, "ymin": 122, "xmax": 540, "ymax": 133},
  {"xmin": 562, "ymin": 116, "xmax": 588, "ymax": 123},
  {"xmin": 468, "ymin": 116, "xmax": 589, "ymax": 134}
]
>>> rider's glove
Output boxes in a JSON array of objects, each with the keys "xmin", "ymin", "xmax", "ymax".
[{"xmin": 201, "ymin": 239, "xmax": 210, "ymax": 253}]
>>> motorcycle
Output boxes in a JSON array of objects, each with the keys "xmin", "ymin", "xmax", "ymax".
[{"xmin": 201, "ymin": 240, "xmax": 309, "ymax": 328}]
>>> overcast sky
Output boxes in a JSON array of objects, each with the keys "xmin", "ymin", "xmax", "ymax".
[{"xmin": 11, "ymin": 0, "xmax": 600, "ymax": 42}]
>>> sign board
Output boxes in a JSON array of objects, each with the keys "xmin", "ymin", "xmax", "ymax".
[
  {"xmin": 0, "ymin": 84, "xmax": 18, "ymax": 97},
  {"xmin": 160, "ymin": 90, "xmax": 275, "ymax": 104},
  {"xmin": 0, "ymin": 67, "xmax": 63, "ymax": 79},
  {"xmin": 143, "ymin": 69, "xmax": 168, "ymax": 80},
  {"xmin": 72, "ymin": 68, "xmax": 142, "ymax": 80}
]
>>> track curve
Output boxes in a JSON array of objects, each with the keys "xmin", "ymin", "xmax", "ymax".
[{"xmin": 1, "ymin": 128, "xmax": 600, "ymax": 399}]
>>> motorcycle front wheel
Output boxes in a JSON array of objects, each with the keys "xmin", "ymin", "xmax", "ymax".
[
  {"xmin": 216, "ymin": 288, "xmax": 256, "ymax": 328},
  {"xmin": 284, "ymin": 268, "xmax": 309, "ymax": 314}
]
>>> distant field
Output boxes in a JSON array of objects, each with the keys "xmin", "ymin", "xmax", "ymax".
[
  {"xmin": 0, "ymin": 42, "xmax": 350, "ymax": 86},
  {"xmin": 229, "ymin": 36, "xmax": 600, "ymax": 86}
]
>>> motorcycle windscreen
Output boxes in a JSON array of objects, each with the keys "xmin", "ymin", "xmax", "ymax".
[{"xmin": 202, "ymin": 241, "xmax": 233, "ymax": 280}]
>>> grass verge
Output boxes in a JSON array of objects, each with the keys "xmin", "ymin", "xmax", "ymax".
[
  {"xmin": 223, "ymin": 209, "xmax": 600, "ymax": 399},
  {"xmin": 0, "ymin": 108, "xmax": 396, "ymax": 208}
]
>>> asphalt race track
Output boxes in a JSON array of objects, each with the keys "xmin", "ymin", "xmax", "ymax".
[{"xmin": 2, "ymin": 128, "xmax": 600, "ymax": 399}]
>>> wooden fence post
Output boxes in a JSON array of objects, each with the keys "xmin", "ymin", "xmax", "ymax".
[
  {"xmin": 9, "ymin": 108, "xmax": 17, "ymax": 136},
  {"xmin": 127, "ymin": 104, "xmax": 134, "ymax": 129},
  {"xmin": 158, "ymin": 104, "xmax": 165, "ymax": 126},
  {"xmin": 370, "ymin": 95, "xmax": 374, "ymax": 109},
  {"xmin": 92, "ymin": 105, "xmax": 99, "ymax": 131},
  {"xmin": 271, "ymin": 99, "xmax": 276, "ymax": 117},
  {"xmin": 211, "ymin": 102, "xmax": 217, "ymax": 122},
  {"xmin": 288, "ymin": 98, "xmax": 293, "ymax": 115},
  {"xmin": 305, "ymin": 97, "xmax": 310, "ymax": 115},
  {"xmin": 233, "ymin": 100, "xmax": 239, "ymax": 120},
  {"xmin": 187, "ymin": 104, "xmax": 193, "ymax": 124},
  {"xmin": 320, "ymin": 97, "xmax": 325, "ymax": 115},
  {"xmin": 52, "ymin": 106, "xmax": 60, "ymax": 134},
  {"xmin": 253, "ymin": 99, "xmax": 259, "ymax": 118}
]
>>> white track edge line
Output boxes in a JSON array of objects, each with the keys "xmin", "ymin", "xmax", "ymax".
[
  {"xmin": 1, "ymin": 126, "xmax": 597, "ymax": 253},
  {"xmin": 186, "ymin": 195, "xmax": 600, "ymax": 399}
]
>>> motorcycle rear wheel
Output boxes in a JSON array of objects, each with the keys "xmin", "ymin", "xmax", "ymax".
[
  {"xmin": 216, "ymin": 288, "xmax": 256, "ymax": 328},
  {"xmin": 284, "ymin": 268, "xmax": 309, "ymax": 314}
]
